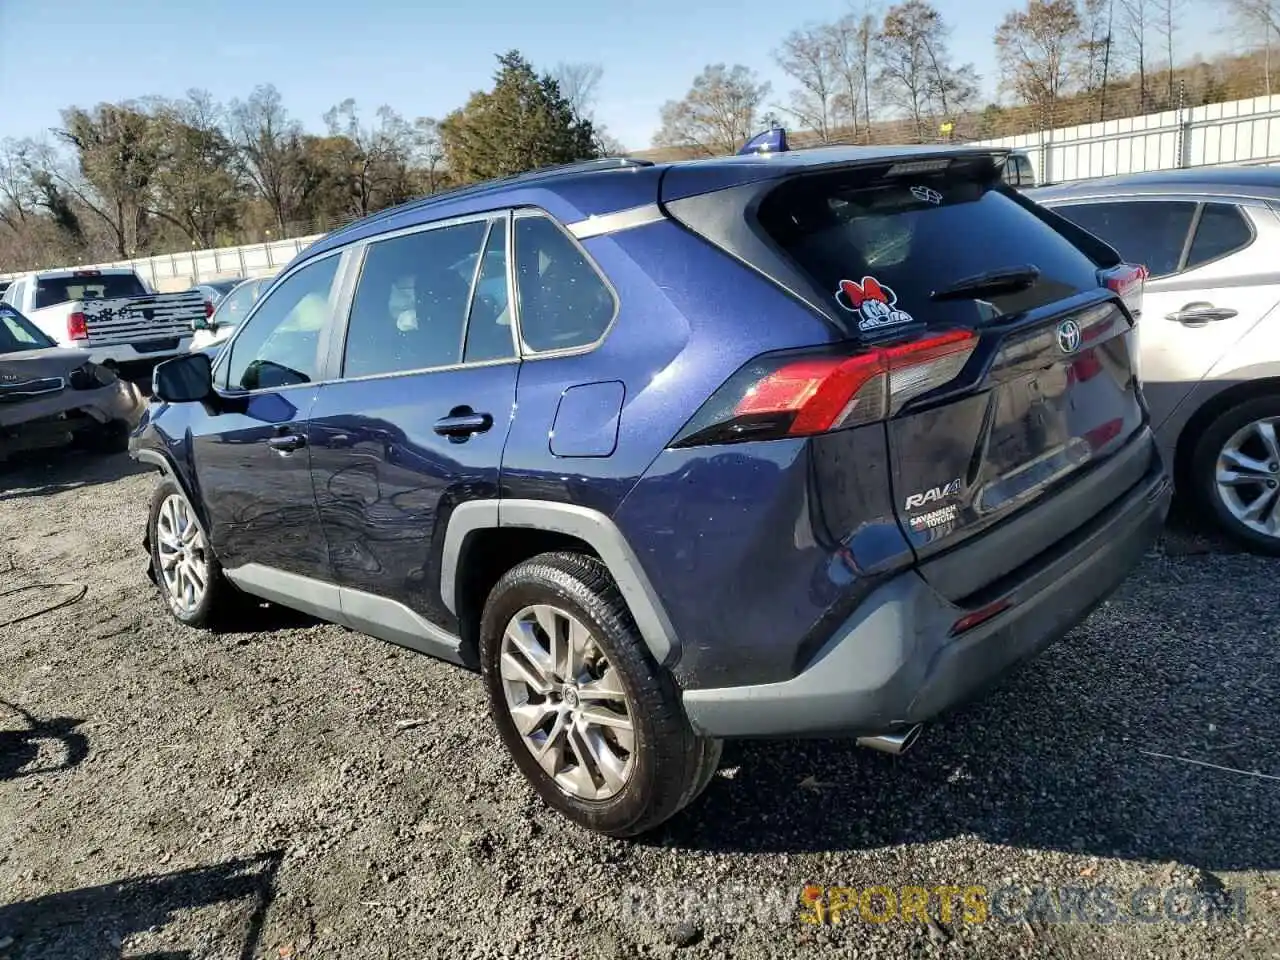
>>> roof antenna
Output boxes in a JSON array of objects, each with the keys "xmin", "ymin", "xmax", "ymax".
[{"xmin": 737, "ymin": 124, "xmax": 789, "ymax": 156}]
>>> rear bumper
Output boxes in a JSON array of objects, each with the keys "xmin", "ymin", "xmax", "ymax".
[
  {"xmin": 681, "ymin": 442, "xmax": 1171, "ymax": 739},
  {"xmin": 85, "ymin": 339, "xmax": 192, "ymax": 367}
]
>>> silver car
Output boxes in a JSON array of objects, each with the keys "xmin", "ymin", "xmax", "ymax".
[
  {"xmin": 1030, "ymin": 168, "xmax": 1280, "ymax": 553},
  {"xmin": 189, "ymin": 276, "xmax": 272, "ymax": 354}
]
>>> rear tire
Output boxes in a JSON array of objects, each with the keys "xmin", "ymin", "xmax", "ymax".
[
  {"xmin": 1190, "ymin": 394, "xmax": 1280, "ymax": 555},
  {"xmin": 480, "ymin": 551, "xmax": 719, "ymax": 837}
]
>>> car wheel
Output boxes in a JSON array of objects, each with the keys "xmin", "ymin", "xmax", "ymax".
[
  {"xmin": 147, "ymin": 478, "xmax": 234, "ymax": 627},
  {"xmin": 480, "ymin": 551, "xmax": 720, "ymax": 837},
  {"xmin": 1191, "ymin": 395, "xmax": 1280, "ymax": 555}
]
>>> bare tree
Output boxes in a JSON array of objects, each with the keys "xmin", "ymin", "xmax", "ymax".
[
  {"xmin": 0, "ymin": 139, "xmax": 38, "ymax": 230},
  {"xmin": 412, "ymin": 117, "xmax": 447, "ymax": 194},
  {"xmin": 323, "ymin": 99, "xmax": 416, "ymax": 218},
  {"xmin": 1079, "ymin": 0, "xmax": 1113, "ymax": 92},
  {"xmin": 995, "ymin": 0, "xmax": 1084, "ymax": 119},
  {"xmin": 1228, "ymin": 0, "xmax": 1280, "ymax": 93},
  {"xmin": 227, "ymin": 84, "xmax": 304, "ymax": 231},
  {"xmin": 876, "ymin": 0, "xmax": 976, "ymax": 138},
  {"xmin": 775, "ymin": 24, "xmax": 840, "ymax": 142},
  {"xmin": 653, "ymin": 64, "xmax": 771, "ymax": 155},
  {"xmin": 826, "ymin": 8, "xmax": 880, "ymax": 140},
  {"xmin": 1154, "ymin": 0, "xmax": 1184, "ymax": 102},
  {"xmin": 1118, "ymin": 0, "xmax": 1151, "ymax": 111},
  {"xmin": 552, "ymin": 62, "xmax": 604, "ymax": 124}
]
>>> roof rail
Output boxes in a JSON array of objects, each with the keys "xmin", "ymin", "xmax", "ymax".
[{"xmin": 322, "ymin": 156, "xmax": 655, "ymax": 242}]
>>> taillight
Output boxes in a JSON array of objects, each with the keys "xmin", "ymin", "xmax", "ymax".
[
  {"xmin": 671, "ymin": 329, "xmax": 978, "ymax": 447},
  {"xmin": 1100, "ymin": 263, "xmax": 1145, "ymax": 321},
  {"xmin": 67, "ymin": 311, "xmax": 88, "ymax": 341},
  {"xmin": 205, "ymin": 300, "xmax": 215, "ymax": 318}
]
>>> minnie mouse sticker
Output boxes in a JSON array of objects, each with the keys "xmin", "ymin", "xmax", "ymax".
[{"xmin": 835, "ymin": 276, "xmax": 916, "ymax": 333}]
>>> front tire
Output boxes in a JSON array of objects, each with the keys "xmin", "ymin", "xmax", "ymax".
[
  {"xmin": 1191, "ymin": 394, "xmax": 1280, "ymax": 555},
  {"xmin": 480, "ymin": 552, "xmax": 719, "ymax": 837},
  {"xmin": 147, "ymin": 478, "xmax": 235, "ymax": 627}
]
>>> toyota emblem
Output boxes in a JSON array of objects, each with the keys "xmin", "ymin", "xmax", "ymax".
[{"xmin": 1056, "ymin": 318, "xmax": 1082, "ymax": 354}]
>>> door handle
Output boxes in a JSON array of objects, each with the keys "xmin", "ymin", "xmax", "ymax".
[
  {"xmin": 266, "ymin": 433, "xmax": 307, "ymax": 453},
  {"xmin": 1166, "ymin": 302, "xmax": 1238, "ymax": 325},
  {"xmin": 433, "ymin": 409, "xmax": 493, "ymax": 441}
]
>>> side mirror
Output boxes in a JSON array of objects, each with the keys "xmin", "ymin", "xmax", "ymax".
[{"xmin": 153, "ymin": 352, "xmax": 213, "ymax": 403}]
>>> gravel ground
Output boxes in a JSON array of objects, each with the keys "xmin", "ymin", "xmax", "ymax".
[{"xmin": 0, "ymin": 447, "xmax": 1278, "ymax": 960}]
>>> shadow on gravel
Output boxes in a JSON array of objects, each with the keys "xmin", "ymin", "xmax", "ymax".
[
  {"xmin": 216, "ymin": 600, "xmax": 325, "ymax": 634},
  {"xmin": 0, "ymin": 701, "xmax": 88, "ymax": 781},
  {"xmin": 0, "ymin": 450, "xmax": 150, "ymax": 501},
  {"xmin": 0, "ymin": 851, "xmax": 283, "ymax": 960},
  {"xmin": 656, "ymin": 579, "xmax": 1280, "ymax": 874}
]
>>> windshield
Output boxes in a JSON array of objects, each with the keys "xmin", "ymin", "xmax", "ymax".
[
  {"xmin": 0, "ymin": 305, "xmax": 56, "ymax": 353},
  {"xmin": 34, "ymin": 273, "xmax": 147, "ymax": 309}
]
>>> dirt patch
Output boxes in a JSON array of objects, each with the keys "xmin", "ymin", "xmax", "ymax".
[{"xmin": 1, "ymin": 450, "xmax": 1277, "ymax": 958}]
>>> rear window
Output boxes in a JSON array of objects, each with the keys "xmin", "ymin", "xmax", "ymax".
[
  {"xmin": 757, "ymin": 171, "xmax": 1104, "ymax": 331},
  {"xmin": 34, "ymin": 273, "xmax": 147, "ymax": 309}
]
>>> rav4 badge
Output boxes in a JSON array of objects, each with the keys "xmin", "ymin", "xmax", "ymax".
[{"xmin": 904, "ymin": 478, "xmax": 961, "ymax": 511}]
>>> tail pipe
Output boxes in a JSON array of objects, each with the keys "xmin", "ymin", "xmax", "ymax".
[{"xmin": 856, "ymin": 724, "xmax": 923, "ymax": 756}]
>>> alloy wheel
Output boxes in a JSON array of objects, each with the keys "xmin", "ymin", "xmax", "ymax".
[
  {"xmin": 1215, "ymin": 415, "xmax": 1280, "ymax": 540},
  {"xmin": 499, "ymin": 603, "xmax": 636, "ymax": 800},
  {"xmin": 155, "ymin": 493, "xmax": 210, "ymax": 615}
]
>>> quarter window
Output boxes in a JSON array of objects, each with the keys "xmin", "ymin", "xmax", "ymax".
[
  {"xmin": 343, "ymin": 220, "xmax": 492, "ymax": 378},
  {"xmin": 1186, "ymin": 203, "xmax": 1253, "ymax": 269},
  {"xmin": 514, "ymin": 215, "xmax": 615, "ymax": 353},
  {"xmin": 223, "ymin": 254, "xmax": 339, "ymax": 391},
  {"xmin": 1054, "ymin": 200, "xmax": 1197, "ymax": 278}
]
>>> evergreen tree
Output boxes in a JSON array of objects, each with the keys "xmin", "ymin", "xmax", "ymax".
[{"xmin": 440, "ymin": 51, "xmax": 598, "ymax": 184}]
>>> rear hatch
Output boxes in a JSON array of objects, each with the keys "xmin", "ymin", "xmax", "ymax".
[
  {"xmin": 81, "ymin": 291, "xmax": 206, "ymax": 350},
  {"xmin": 751, "ymin": 157, "xmax": 1147, "ymax": 567}
]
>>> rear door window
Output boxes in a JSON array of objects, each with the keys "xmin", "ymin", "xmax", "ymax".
[
  {"xmin": 1185, "ymin": 202, "xmax": 1253, "ymax": 269},
  {"xmin": 34, "ymin": 273, "xmax": 147, "ymax": 309},
  {"xmin": 342, "ymin": 219, "xmax": 491, "ymax": 378},
  {"xmin": 758, "ymin": 171, "xmax": 1104, "ymax": 331},
  {"xmin": 1051, "ymin": 200, "xmax": 1196, "ymax": 278}
]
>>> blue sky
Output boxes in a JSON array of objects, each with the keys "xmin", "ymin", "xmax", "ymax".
[{"xmin": 0, "ymin": 0, "xmax": 1233, "ymax": 151}]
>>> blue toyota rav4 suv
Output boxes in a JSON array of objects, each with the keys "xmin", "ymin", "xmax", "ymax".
[{"xmin": 132, "ymin": 146, "xmax": 1171, "ymax": 836}]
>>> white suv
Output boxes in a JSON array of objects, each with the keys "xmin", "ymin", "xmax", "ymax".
[{"xmin": 1031, "ymin": 168, "xmax": 1280, "ymax": 553}]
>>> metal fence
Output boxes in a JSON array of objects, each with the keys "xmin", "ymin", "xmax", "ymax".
[
  {"xmin": 975, "ymin": 92, "xmax": 1280, "ymax": 186},
  {"xmin": 0, "ymin": 234, "xmax": 322, "ymax": 292}
]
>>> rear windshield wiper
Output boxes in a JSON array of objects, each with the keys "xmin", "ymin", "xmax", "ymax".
[{"xmin": 930, "ymin": 265, "xmax": 1041, "ymax": 302}]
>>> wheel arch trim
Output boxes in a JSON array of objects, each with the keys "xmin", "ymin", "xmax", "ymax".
[
  {"xmin": 441, "ymin": 499, "xmax": 679, "ymax": 666},
  {"xmin": 133, "ymin": 447, "xmax": 212, "ymax": 539}
]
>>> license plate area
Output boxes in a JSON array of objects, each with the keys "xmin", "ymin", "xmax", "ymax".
[{"xmin": 131, "ymin": 338, "xmax": 180, "ymax": 353}]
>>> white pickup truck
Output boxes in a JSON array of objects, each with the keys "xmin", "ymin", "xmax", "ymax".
[{"xmin": 1, "ymin": 268, "xmax": 205, "ymax": 374}]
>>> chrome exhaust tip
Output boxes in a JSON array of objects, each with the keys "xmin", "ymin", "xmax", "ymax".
[{"xmin": 856, "ymin": 724, "xmax": 923, "ymax": 755}]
